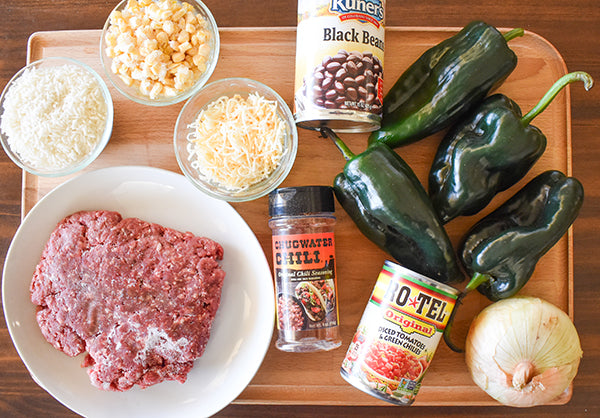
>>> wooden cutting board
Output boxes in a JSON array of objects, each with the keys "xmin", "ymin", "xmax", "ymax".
[{"xmin": 24, "ymin": 27, "xmax": 573, "ymax": 406}]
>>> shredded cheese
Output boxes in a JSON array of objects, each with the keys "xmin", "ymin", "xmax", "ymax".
[
  {"xmin": 186, "ymin": 92, "xmax": 287, "ymax": 191},
  {"xmin": 0, "ymin": 64, "xmax": 108, "ymax": 171}
]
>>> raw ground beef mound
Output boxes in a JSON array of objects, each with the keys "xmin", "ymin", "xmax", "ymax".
[{"xmin": 30, "ymin": 210, "xmax": 226, "ymax": 391}]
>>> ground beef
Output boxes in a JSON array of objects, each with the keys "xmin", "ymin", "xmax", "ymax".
[
  {"xmin": 277, "ymin": 295, "xmax": 305, "ymax": 331},
  {"xmin": 30, "ymin": 210, "xmax": 226, "ymax": 391}
]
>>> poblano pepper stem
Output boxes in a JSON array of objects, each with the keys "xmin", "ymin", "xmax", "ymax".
[
  {"xmin": 463, "ymin": 272, "xmax": 491, "ymax": 294},
  {"xmin": 502, "ymin": 27, "xmax": 525, "ymax": 42},
  {"xmin": 320, "ymin": 127, "xmax": 355, "ymax": 161},
  {"xmin": 521, "ymin": 71, "xmax": 593, "ymax": 126}
]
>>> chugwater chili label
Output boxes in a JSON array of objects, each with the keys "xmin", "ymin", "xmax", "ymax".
[
  {"xmin": 272, "ymin": 232, "xmax": 339, "ymax": 330},
  {"xmin": 340, "ymin": 260, "xmax": 459, "ymax": 405}
]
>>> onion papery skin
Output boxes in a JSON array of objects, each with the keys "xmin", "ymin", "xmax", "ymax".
[{"xmin": 465, "ymin": 296, "xmax": 582, "ymax": 407}]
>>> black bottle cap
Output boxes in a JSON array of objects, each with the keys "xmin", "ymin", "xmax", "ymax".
[{"xmin": 268, "ymin": 186, "xmax": 335, "ymax": 217}]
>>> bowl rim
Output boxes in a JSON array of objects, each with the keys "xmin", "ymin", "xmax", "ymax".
[
  {"xmin": 99, "ymin": 0, "xmax": 221, "ymax": 107},
  {"xmin": 0, "ymin": 56, "xmax": 114, "ymax": 178},
  {"xmin": 173, "ymin": 76, "xmax": 298, "ymax": 202}
]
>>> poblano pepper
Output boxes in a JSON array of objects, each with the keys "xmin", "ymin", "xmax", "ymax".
[
  {"xmin": 320, "ymin": 127, "xmax": 463, "ymax": 284},
  {"xmin": 368, "ymin": 21, "xmax": 523, "ymax": 148},
  {"xmin": 429, "ymin": 71, "xmax": 593, "ymax": 223},
  {"xmin": 459, "ymin": 170, "xmax": 584, "ymax": 301}
]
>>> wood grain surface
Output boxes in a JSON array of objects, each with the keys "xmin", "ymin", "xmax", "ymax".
[{"xmin": 1, "ymin": 1, "xmax": 599, "ymax": 417}]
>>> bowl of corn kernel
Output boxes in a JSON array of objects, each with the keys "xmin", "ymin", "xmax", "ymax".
[{"xmin": 100, "ymin": 0, "xmax": 219, "ymax": 106}]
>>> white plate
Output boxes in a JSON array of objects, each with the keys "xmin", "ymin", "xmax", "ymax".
[{"xmin": 2, "ymin": 166, "xmax": 274, "ymax": 418}]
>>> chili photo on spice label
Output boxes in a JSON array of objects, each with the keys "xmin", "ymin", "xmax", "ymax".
[{"xmin": 341, "ymin": 260, "xmax": 459, "ymax": 405}]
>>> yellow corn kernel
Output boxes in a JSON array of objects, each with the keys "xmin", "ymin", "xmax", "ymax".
[
  {"xmin": 178, "ymin": 41, "xmax": 192, "ymax": 53},
  {"xmin": 158, "ymin": 8, "xmax": 173, "ymax": 20},
  {"xmin": 105, "ymin": 31, "xmax": 118, "ymax": 47},
  {"xmin": 140, "ymin": 15, "xmax": 151, "ymax": 27},
  {"xmin": 155, "ymin": 62, "xmax": 168, "ymax": 80},
  {"xmin": 177, "ymin": 30, "xmax": 190, "ymax": 44},
  {"xmin": 131, "ymin": 68, "xmax": 145, "ymax": 81},
  {"xmin": 185, "ymin": 23, "xmax": 196, "ymax": 34},
  {"xmin": 163, "ymin": 19, "xmax": 176, "ymax": 35},
  {"xmin": 110, "ymin": 59, "xmax": 121, "ymax": 74},
  {"xmin": 126, "ymin": 0, "xmax": 139, "ymax": 10},
  {"xmin": 193, "ymin": 31, "xmax": 207, "ymax": 45},
  {"xmin": 149, "ymin": 82, "xmax": 163, "ymax": 99},
  {"xmin": 197, "ymin": 43, "xmax": 211, "ymax": 58},
  {"xmin": 118, "ymin": 20, "xmax": 130, "ymax": 34},
  {"xmin": 186, "ymin": 46, "xmax": 198, "ymax": 56},
  {"xmin": 172, "ymin": 8, "xmax": 186, "ymax": 22},
  {"xmin": 162, "ymin": 76, "xmax": 175, "ymax": 87},
  {"xmin": 192, "ymin": 53, "xmax": 206, "ymax": 68},
  {"xmin": 172, "ymin": 51, "xmax": 185, "ymax": 63},
  {"xmin": 146, "ymin": 3, "xmax": 160, "ymax": 20},
  {"xmin": 140, "ymin": 79, "xmax": 153, "ymax": 95},
  {"xmin": 196, "ymin": 15, "xmax": 206, "ymax": 26},
  {"xmin": 155, "ymin": 30, "xmax": 169, "ymax": 45},
  {"xmin": 105, "ymin": 46, "xmax": 115, "ymax": 58},
  {"xmin": 140, "ymin": 38, "xmax": 158, "ymax": 56},
  {"xmin": 109, "ymin": 10, "xmax": 123, "ymax": 25},
  {"xmin": 185, "ymin": 11, "xmax": 196, "ymax": 25},
  {"xmin": 163, "ymin": 86, "xmax": 179, "ymax": 97},
  {"xmin": 144, "ymin": 49, "xmax": 164, "ymax": 65}
]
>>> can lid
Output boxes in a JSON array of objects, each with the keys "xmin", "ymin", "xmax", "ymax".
[{"xmin": 269, "ymin": 186, "xmax": 335, "ymax": 217}]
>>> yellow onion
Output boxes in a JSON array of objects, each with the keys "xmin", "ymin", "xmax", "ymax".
[{"xmin": 465, "ymin": 296, "xmax": 582, "ymax": 407}]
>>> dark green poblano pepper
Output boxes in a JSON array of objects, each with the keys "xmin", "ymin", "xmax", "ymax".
[
  {"xmin": 429, "ymin": 71, "xmax": 593, "ymax": 224},
  {"xmin": 368, "ymin": 21, "xmax": 522, "ymax": 148},
  {"xmin": 320, "ymin": 127, "xmax": 463, "ymax": 284},
  {"xmin": 459, "ymin": 170, "xmax": 584, "ymax": 301}
]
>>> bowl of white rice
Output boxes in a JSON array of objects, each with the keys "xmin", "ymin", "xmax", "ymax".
[{"xmin": 0, "ymin": 57, "xmax": 114, "ymax": 177}]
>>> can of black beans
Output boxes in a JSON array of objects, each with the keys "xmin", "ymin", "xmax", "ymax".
[{"xmin": 294, "ymin": 0, "xmax": 385, "ymax": 133}]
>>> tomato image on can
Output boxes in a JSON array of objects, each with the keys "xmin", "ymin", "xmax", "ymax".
[{"xmin": 341, "ymin": 260, "xmax": 459, "ymax": 405}]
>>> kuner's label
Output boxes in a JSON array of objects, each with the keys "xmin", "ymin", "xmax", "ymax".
[
  {"xmin": 272, "ymin": 232, "xmax": 339, "ymax": 330},
  {"xmin": 340, "ymin": 261, "xmax": 459, "ymax": 405},
  {"xmin": 294, "ymin": 0, "xmax": 385, "ymax": 133}
]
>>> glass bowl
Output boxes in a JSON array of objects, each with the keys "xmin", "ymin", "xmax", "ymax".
[
  {"xmin": 0, "ymin": 57, "xmax": 114, "ymax": 177},
  {"xmin": 100, "ymin": 0, "xmax": 220, "ymax": 106},
  {"xmin": 174, "ymin": 77, "xmax": 298, "ymax": 202}
]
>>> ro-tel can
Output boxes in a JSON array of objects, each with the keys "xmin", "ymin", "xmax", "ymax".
[
  {"xmin": 294, "ymin": 0, "xmax": 385, "ymax": 133},
  {"xmin": 341, "ymin": 260, "xmax": 460, "ymax": 405}
]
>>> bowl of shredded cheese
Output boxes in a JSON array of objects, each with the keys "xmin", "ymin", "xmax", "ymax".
[
  {"xmin": 0, "ymin": 57, "xmax": 114, "ymax": 177},
  {"xmin": 100, "ymin": 0, "xmax": 220, "ymax": 106},
  {"xmin": 174, "ymin": 77, "xmax": 298, "ymax": 202}
]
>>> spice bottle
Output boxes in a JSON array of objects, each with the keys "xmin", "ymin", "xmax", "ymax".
[{"xmin": 268, "ymin": 186, "xmax": 341, "ymax": 352}]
